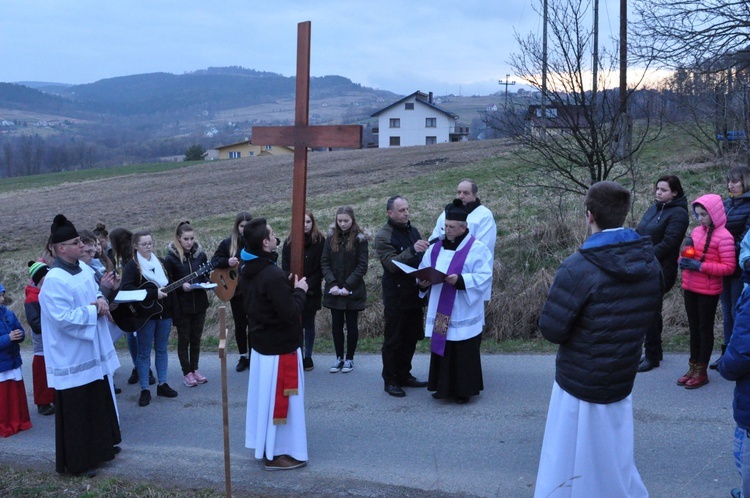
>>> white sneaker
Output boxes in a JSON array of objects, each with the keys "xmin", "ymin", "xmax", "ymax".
[
  {"xmin": 192, "ymin": 370, "xmax": 207, "ymax": 384},
  {"xmin": 341, "ymin": 359, "xmax": 354, "ymax": 373},
  {"xmin": 183, "ymin": 372, "xmax": 198, "ymax": 387},
  {"xmin": 329, "ymin": 357, "xmax": 344, "ymax": 373}
]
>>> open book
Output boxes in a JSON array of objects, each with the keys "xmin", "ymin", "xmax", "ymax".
[
  {"xmin": 190, "ymin": 282, "xmax": 217, "ymax": 290},
  {"xmin": 113, "ymin": 289, "xmax": 148, "ymax": 303},
  {"xmin": 393, "ymin": 260, "xmax": 446, "ymax": 283}
]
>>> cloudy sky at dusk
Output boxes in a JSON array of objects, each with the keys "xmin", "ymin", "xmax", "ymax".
[{"xmin": 1, "ymin": 0, "xmax": 626, "ymax": 96}]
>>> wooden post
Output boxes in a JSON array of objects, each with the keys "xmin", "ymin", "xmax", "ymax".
[
  {"xmin": 252, "ymin": 21, "xmax": 362, "ymax": 279},
  {"xmin": 218, "ymin": 306, "xmax": 232, "ymax": 498}
]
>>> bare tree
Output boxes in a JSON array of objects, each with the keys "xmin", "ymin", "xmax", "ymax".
[
  {"xmin": 498, "ymin": 0, "xmax": 663, "ymax": 195},
  {"xmin": 657, "ymin": 67, "xmax": 750, "ymax": 158},
  {"xmin": 632, "ymin": 0, "xmax": 750, "ymax": 72}
]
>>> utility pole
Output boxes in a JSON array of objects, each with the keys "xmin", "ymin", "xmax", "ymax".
[
  {"xmin": 541, "ymin": 0, "xmax": 548, "ymax": 135},
  {"xmin": 618, "ymin": 0, "xmax": 631, "ymax": 160},
  {"xmin": 499, "ymin": 74, "xmax": 516, "ymax": 107}
]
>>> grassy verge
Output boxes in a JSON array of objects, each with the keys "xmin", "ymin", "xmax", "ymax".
[{"xmin": 0, "ymin": 464, "xmax": 224, "ymax": 498}]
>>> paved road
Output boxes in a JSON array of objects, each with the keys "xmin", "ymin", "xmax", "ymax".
[{"xmin": 0, "ymin": 350, "xmax": 739, "ymax": 497}]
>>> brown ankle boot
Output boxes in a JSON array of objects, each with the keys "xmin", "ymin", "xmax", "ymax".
[
  {"xmin": 685, "ymin": 363, "xmax": 709, "ymax": 389},
  {"xmin": 677, "ymin": 360, "xmax": 697, "ymax": 386}
]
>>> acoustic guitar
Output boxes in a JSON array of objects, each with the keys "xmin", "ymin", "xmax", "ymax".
[
  {"xmin": 112, "ymin": 262, "xmax": 213, "ymax": 333},
  {"xmin": 210, "ymin": 266, "xmax": 239, "ymax": 301}
]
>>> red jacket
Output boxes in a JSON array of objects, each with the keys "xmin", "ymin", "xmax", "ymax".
[{"xmin": 681, "ymin": 193, "xmax": 736, "ymax": 295}]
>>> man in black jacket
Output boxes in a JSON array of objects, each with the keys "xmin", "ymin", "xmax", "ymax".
[
  {"xmin": 534, "ymin": 182, "xmax": 663, "ymax": 498},
  {"xmin": 374, "ymin": 195, "xmax": 430, "ymax": 397},
  {"xmin": 239, "ymin": 218, "xmax": 309, "ymax": 471}
]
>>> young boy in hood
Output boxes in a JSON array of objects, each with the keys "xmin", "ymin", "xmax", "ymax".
[{"xmin": 534, "ymin": 181, "xmax": 663, "ymax": 498}]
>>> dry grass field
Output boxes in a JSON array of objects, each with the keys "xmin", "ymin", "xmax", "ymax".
[
  {"xmin": 0, "ymin": 139, "xmax": 522, "ymax": 348},
  {"xmin": 0, "ymin": 139, "xmax": 510, "ymax": 254},
  {"xmin": 0, "ymin": 136, "xmax": 739, "ymax": 351}
]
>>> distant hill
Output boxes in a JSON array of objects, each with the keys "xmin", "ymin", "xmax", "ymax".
[
  {"xmin": 0, "ymin": 66, "xmax": 511, "ymax": 174},
  {"xmin": 0, "ymin": 82, "xmax": 80, "ymax": 114},
  {"xmin": 3, "ymin": 67, "xmax": 396, "ymax": 117}
]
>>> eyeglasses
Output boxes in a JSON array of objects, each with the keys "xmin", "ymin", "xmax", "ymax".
[
  {"xmin": 58, "ymin": 239, "xmax": 83, "ymax": 246},
  {"xmin": 138, "ymin": 242, "xmax": 154, "ymax": 247}
]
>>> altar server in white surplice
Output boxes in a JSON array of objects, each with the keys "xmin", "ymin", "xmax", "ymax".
[
  {"xmin": 419, "ymin": 199, "xmax": 493, "ymax": 405},
  {"xmin": 534, "ymin": 182, "xmax": 662, "ymax": 498},
  {"xmin": 430, "ymin": 178, "xmax": 496, "ymax": 301},
  {"xmin": 39, "ymin": 214, "xmax": 121, "ymax": 478},
  {"xmin": 239, "ymin": 218, "xmax": 309, "ymax": 471}
]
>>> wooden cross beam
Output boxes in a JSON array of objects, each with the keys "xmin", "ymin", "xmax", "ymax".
[{"xmin": 252, "ymin": 21, "xmax": 362, "ymax": 279}]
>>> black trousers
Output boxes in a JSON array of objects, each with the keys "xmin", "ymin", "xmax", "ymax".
[
  {"xmin": 684, "ymin": 289, "xmax": 720, "ymax": 364},
  {"xmin": 331, "ymin": 309, "xmax": 359, "ymax": 360},
  {"xmin": 643, "ymin": 300, "xmax": 665, "ymax": 361},
  {"xmin": 643, "ymin": 274, "xmax": 677, "ymax": 361},
  {"xmin": 174, "ymin": 310, "xmax": 206, "ymax": 375},
  {"xmin": 230, "ymin": 293, "xmax": 250, "ymax": 355},
  {"xmin": 381, "ymin": 305, "xmax": 424, "ymax": 384}
]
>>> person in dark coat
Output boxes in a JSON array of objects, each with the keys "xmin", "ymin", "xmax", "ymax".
[
  {"xmin": 374, "ymin": 195, "xmax": 429, "ymax": 397},
  {"xmin": 534, "ymin": 181, "xmax": 663, "ymax": 498},
  {"xmin": 719, "ymin": 286, "xmax": 750, "ymax": 498},
  {"xmin": 121, "ymin": 230, "xmax": 179, "ymax": 407},
  {"xmin": 239, "ymin": 218, "xmax": 309, "ymax": 470},
  {"xmin": 635, "ymin": 175, "xmax": 689, "ymax": 372},
  {"xmin": 321, "ymin": 206, "xmax": 369, "ymax": 374},
  {"xmin": 717, "ymin": 166, "xmax": 750, "ymax": 369},
  {"xmin": 282, "ymin": 210, "xmax": 325, "ymax": 371},
  {"xmin": 164, "ymin": 221, "xmax": 211, "ymax": 388},
  {"xmin": 211, "ymin": 211, "xmax": 253, "ymax": 372}
]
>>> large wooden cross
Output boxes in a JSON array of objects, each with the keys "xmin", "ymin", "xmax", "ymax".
[{"xmin": 252, "ymin": 21, "xmax": 362, "ymax": 278}]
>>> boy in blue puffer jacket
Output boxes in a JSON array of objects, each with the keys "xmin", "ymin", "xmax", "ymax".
[{"xmin": 719, "ymin": 286, "xmax": 750, "ymax": 498}]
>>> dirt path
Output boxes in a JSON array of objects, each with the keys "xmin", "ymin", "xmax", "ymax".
[{"xmin": 1, "ymin": 139, "xmax": 510, "ymax": 253}]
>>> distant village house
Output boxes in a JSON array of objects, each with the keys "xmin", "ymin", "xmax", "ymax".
[
  {"xmin": 525, "ymin": 104, "xmax": 588, "ymax": 137},
  {"xmin": 371, "ymin": 91, "xmax": 469, "ymax": 148},
  {"xmin": 214, "ymin": 139, "xmax": 294, "ymax": 159}
]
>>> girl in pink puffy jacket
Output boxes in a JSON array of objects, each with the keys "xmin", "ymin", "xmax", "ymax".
[{"xmin": 678, "ymin": 193, "xmax": 736, "ymax": 389}]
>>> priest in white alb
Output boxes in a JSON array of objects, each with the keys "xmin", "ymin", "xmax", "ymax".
[{"xmin": 419, "ymin": 199, "xmax": 493, "ymax": 404}]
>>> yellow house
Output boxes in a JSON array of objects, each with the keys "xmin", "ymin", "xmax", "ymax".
[{"xmin": 215, "ymin": 140, "xmax": 294, "ymax": 160}]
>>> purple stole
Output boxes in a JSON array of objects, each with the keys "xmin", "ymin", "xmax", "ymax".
[{"xmin": 429, "ymin": 236, "xmax": 475, "ymax": 356}]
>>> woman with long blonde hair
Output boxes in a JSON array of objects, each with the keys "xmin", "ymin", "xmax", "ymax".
[{"xmin": 165, "ymin": 221, "xmax": 211, "ymax": 387}]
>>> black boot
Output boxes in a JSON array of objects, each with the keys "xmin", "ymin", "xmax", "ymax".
[
  {"xmin": 638, "ymin": 356, "xmax": 660, "ymax": 373},
  {"xmin": 709, "ymin": 344, "xmax": 727, "ymax": 370}
]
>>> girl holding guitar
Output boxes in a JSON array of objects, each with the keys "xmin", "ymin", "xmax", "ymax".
[
  {"xmin": 110, "ymin": 228, "xmax": 154, "ymax": 387},
  {"xmin": 211, "ymin": 211, "xmax": 253, "ymax": 372},
  {"xmin": 121, "ymin": 230, "xmax": 179, "ymax": 407}
]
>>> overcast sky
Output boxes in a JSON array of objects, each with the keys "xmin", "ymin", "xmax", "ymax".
[{"xmin": 1, "ymin": 0, "xmax": 625, "ymax": 96}]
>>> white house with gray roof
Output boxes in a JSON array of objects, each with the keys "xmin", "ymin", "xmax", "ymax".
[{"xmin": 371, "ymin": 91, "xmax": 468, "ymax": 148}]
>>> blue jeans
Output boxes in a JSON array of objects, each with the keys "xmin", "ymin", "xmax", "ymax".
[
  {"xmin": 136, "ymin": 317, "xmax": 172, "ymax": 390},
  {"xmin": 723, "ymin": 276, "xmax": 744, "ymax": 344},
  {"xmin": 127, "ymin": 333, "xmax": 138, "ymax": 366},
  {"xmin": 734, "ymin": 426, "xmax": 750, "ymax": 498}
]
